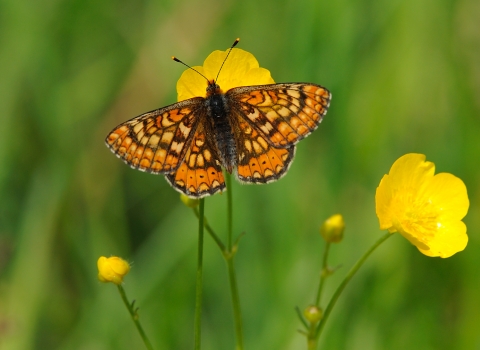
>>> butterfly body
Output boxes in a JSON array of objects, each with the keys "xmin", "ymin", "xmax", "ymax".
[
  {"xmin": 106, "ymin": 82, "xmax": 331, "ymax": 198},
  {"xmin": 206, "ymin": 82, "xmax": 237, "ymax": 174}
]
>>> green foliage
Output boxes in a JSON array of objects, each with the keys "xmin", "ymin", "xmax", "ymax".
[{"xmin": 1, "ymin": 0, "xmax": 479, "ymax": 349}]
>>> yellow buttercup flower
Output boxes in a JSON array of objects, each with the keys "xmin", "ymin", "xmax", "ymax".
[
  {"xmin": 176, "ymin": 47, "xmax": 275, "ymax": 102},
  {"xmin": 375, "ymin": 153, "xmax": 469, "ymax": 258},
  {"xmin": 97, "ymin": 256, "xmax": 130, "ymax": 285}
]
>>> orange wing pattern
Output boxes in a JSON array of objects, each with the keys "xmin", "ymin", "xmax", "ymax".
[
  {"xmin": 228, "ymin": 83, "xmax": 331, "ymax": 147},
  {"xmin": 165, "ymin": 123, "xmax": 226, "ymax": 197},
  {"xmin": 231, "ymin": 115, "xmax": 295, "ymax": 184},
  {"xmin": 105, "ymin": 98, "xmax": 204, "ymax": 174}
]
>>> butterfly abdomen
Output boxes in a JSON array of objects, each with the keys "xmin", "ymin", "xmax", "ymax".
[{"xmin": 207, "ymin": 93, "xmax": 237, "ymax": 173}]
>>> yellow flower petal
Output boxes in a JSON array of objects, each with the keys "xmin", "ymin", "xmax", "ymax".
[
  {"xmin": 387, "ymin": 153, "xmax": 435, "ymax": 189},
  {"xmin": 423, "ymin": 173, "xmax": 469, "ymax": 221},
  {"xmin": 176, "ymin": 66, "xmax": 208, "ymax": 102},
  {"xmin": 97, "ymin": 256, "xmax": 130, "ymax": 285},
  {"xmin": 375, "ymin": 174, "xmax": 395, "ymax": 231},
  {"xmin": 176, "ymin": 48, "xmax": 274, "ymax": 101},
  {"xmin": 375, "ymin": 153, "xmax": 469, "ymax": 258},
  {"xmin": 417, "ymin": 220, "xmax": 467, "ymax": 258},
  {"xmin": 241, "ymin": 67, "xmax": 275, "ymax": 87}
]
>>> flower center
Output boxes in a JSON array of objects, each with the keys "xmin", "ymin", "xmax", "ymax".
[{"xmin": 394, "ymin": 189, "xmax": 440, "ymax": 246}]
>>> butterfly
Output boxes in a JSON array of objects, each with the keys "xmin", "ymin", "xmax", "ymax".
[{"xmin": 105, "ymin": 43, "xmax": 331, "ymax": 198}]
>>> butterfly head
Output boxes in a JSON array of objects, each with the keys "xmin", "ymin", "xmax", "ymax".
[{"xmin": 206, "ymin": 80, "xmax": 222, "ymax": 96}]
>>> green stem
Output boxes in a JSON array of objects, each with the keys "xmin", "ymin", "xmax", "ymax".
[
  {"xmin": 315, "ymin": 232, "xmax": 392, "ymax": 340},
  {"xmin": 295, "ymin": 306, "xmax": 309, "ymax": 329},
  {"xmin": 227, "ymin": 257, "xmax": 243, "ymax": 350},
  {"xmin": 224, "ymin": 172, "xmax": 244, "ymax": 350},
  {"xmin": 226, "ymin": 172, "xmax": 233, "ymax": 250},
  {"xmin": 193, "ymin": 207, "xmax": 225, "ymax": 251},
  {"xmin": 314, "ymin": 242, "xmax": 331, "ymax": 306},
  {"xmin": 307, "ymin": 323, "xmax": 318, "ymax": 350},
  {"xmin": 194, "ymin": 198, "xmax": 205, "ymax": 350},
  {"xmin": 117, "ymin": 285, "xmax": 154, "ymax": 350}
]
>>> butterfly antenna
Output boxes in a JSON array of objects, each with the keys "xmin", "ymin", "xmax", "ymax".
[
  {"xmin": 215, "ymin": 38, "xmax": 240, "ymax": 83},
  {"xmin": 172, "ymin": 56, "xmax": 209, "ymax": 82}
]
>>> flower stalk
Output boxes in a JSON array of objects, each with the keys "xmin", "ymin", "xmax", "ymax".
[
  {"xmin": 117, "ymin": 285, "xmax": 154, "ymax": 350},
  {"xmin": 225, "ymin": 172, "xmax": 244, "ymax": 350},
  {"xmin": 315, "ymin": 232, "xmax": 392, "ymax": 340},
  {"xmin": 186, "ymin": 173, "xmax": 244, "ymax": 349},
  {"xmin": 314, "ymin": 241, "xmax": 331, "ymax": 306},
  {"xmin": 194, "ymin": 198, "xmax": 205, "ymax": 350}
]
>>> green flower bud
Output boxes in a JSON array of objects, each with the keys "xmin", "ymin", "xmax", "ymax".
[
  {"xmin": 180, "ymin": 194, "xmax": 199, "ymax": 208},
  {"xmin": 320, "ymin": 214, "xmax": 345, "ymax": 243},
  {"xmin": 303, "ymin": 305, "xmax": 323, "ymax": 324}
]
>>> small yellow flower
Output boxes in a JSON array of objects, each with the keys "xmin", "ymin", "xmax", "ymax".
[
  {"xmin": 97, "ymin": 256, "xmax": 130, "ymax": 285},
  {"xmin": 375, "ymin": 153, "xmax": 469, "ymax": 258},
  {"xmin": 320, "ymin": 214, "xmax": 345, "ymax": 243},
  {"xmin": 176, "ymin": 47, "xmax": 275, "ymax": 102}
]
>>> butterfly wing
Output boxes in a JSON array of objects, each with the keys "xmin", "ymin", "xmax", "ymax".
[
  {"xmin": 231, "ymin": 113, "xmax": 295, "ymax": 184},
  {"xmin": 165, "ymin": 121, "xmax": 226, "ymax": 198},
  {"xmin": 227, "ymin": 83, "xmax": 331, "ymax": 148},
  {"xmin": 105, "ymin": 98, "xmax": 204, "ymax": 174}
]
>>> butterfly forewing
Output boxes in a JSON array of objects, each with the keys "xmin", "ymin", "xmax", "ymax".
[
  {"xmin": 105, "ymin": 98, "xmax": 204, "ymax": 174},
  {"xmin": 228, "ymin": 83, "xmax": 331, "ymax": 148}
]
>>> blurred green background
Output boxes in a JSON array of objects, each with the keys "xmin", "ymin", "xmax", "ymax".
[{"xmin": 1, "ymin": 0, "xmax": 479, "ymax": 349}]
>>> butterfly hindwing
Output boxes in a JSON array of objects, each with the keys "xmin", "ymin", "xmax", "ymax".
[
  {"xmin": 232, "ymin": 114, "xmax": 296, "ymax": 184},
  {"xmin": 165, "ymin": 122, "xmax": 226, "ymax": 198}
]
